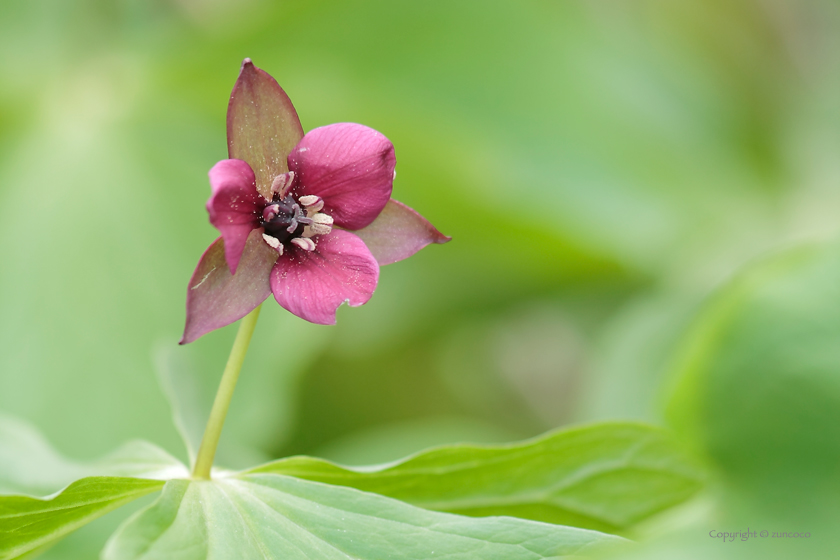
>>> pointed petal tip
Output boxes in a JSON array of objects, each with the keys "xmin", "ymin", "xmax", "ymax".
[
  {"xmin": 236, "ymin": 58, "xmax": 255, "ymax": 81},
  {"xmin": 182, "ymin": 231, "xmax": 277, "ymax": 344},
  {"xmin": 179, "ymin": 326, "xmax": 200, "ymax": 345},
  {"xmin": 227, "ymin": 58, "xmax": 304, "ymax": 198},
  {"xmin": 354, "ymin": 199, "xmax": 450, "ymax": 265}
]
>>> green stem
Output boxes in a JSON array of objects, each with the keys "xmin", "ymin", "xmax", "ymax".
[{"xmin": 192, "ymin": 305, "xmax": 262, "ymax": 479}]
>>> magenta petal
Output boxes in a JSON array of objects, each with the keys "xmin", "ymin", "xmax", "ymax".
[
  {"xmin": 354, "ymin": 199, "xmax": 451, "ymax": 265},
  {"xmin": 227, "ymin": 59, "xmax": 305, "ymax": 199},
  {"xmin": 181, "ymin": 229, "xmax": 278, "ymax": 344},
  {"xmin": 288, "ymin": 123, "xmax": 395, "ymax": 230},
  {"xmin": 207, "ymin": 159, "xmax": 264, "ymax": 274},
  {"xmin": 269, "ymin": 230, "xmax": 379, "ymax": 325}
]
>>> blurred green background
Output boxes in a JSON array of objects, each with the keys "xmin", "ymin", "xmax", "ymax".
[{"xmin": 2, "ymin": 0, "xmax": 840, "ymax": 557}]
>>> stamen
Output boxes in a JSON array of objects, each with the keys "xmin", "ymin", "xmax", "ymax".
[
  {"xmin": 262, "ymin": 204, "xmax": 280, "ymax": 223},
  {"xmin": 299, "ymin": 195, "xmax": 324, "ymax": 214},
  {"xmin": 270, "ymin": 171, "xmax": 295, "ymax": 198},
  {"xmin": 313, "ymin": 213, "xmax": 333, "ymax": 226},
  {"xmin": 261, "ymin": 193, "xmax": 331, "ymax": 251},
  {"xmin": 262, "ymin": 233, "xmax": 283, "ymax": 254},
  {"xmin": 291, "ymin": 237, "xmax": 316, "ymax": 251},
  {"xmin": 299, "ymin": 194, "xmax": 321, "ymax": 206},
  {"xmin": 308, "ymin": 213, "xmax": 333, "ymax": 236}
]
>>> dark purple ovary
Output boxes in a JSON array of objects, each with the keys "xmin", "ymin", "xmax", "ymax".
[{"xmin": 261, "ymin": 196, "xmax": 311, "ymax": 243}]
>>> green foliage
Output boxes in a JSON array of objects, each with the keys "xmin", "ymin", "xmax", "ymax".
[
  {"xmin": 102, "ymin": 475, "xmax": 625, "ymax": 560},
  {"xmin": 0, "ymin": 477, "xmax": 164, "ymax": 560},
  {"xmin": 601, "ymin": 241, "xmax": 840, "ymax": 559},
  {"xmin": 0, "ymin": 415, "xmax": 187, "ymax": 497},
  {"xmin": 2, "ymin": 0, "xmax": 838, "ymax": 557},
  {"xmin": 669, "ymin": 241, "xmax": 840, "ymax": 525},
  {"xmin": 249, "ymin": 422, "xmax": 704, "ymax": 532},
  {"xmin": 1, "ymin": 413, "xmax": 702, "ymax": 558},
  {"xmin": 0, "ymin": 416, "xmax": 188, "ymax": 560}
]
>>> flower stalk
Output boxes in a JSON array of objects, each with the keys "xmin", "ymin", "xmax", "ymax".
[{"xmin": 191, "ymin": 304, "xmax": 262, "ymax": 479}]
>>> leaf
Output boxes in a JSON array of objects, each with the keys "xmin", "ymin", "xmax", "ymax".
[
  {"xmin": 0, "ymin": 414, "xmax": 188, "ymax": 498},
  {"xmin": 103, "ymin": 474, "xmax": 624, "ymax": 560},
  {"xmin": 668, "ymin": 240, "xmax": 840, "ymax": 525},
  {"xmin": 0, "ymin": 477, "xmax": 165, "ymax": 560},
  {"xmin": 0, "ymin": 414, "xmax": 189, "ymax": 559},
  {"xmin": 247, "ymin": 422, "xmax": 704, "ymax": 532}
]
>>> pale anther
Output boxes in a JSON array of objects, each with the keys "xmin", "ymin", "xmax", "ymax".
[
  {"xmin": 299, "ymin": 195, "xmax": 324, "ymax": 214},
  {"xmin": 291, "ymin": 237, "xmax": 316, "ymax": 251},
  {"xmin": 307, "ymin": 213, "xmax": 333, "ymax": 236},
  {"xmin": 271, "ymin": 171, "xmax": 295, "ymax": 196},
  {"xmin": 262, "ymin": 233, "xmax": 283, "ymax": 254},
  {"xmin": 313, "ymin": 213, "xmax": 333, "ymax": 225},
  {"xmin": 262, "ymin": 204, "xmax": 280, "ymax": 222}
]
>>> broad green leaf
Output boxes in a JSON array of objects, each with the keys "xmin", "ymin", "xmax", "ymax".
[
  {"xmin": 597, "ymin": 246, "xmax": 840, "ymax": 560},
  {"xmin": 0, "ymin": 414, "xmax": 188, "ymax": 497},
  {"xmin": 103, "ymin": 474, "xmax": 625, "ymax": 560},
  {"xmin": 248, "ymin": 422, "xmax": 704, "ymax": 532},
  {"xmin": 0, "ymin": 477, "xmax": 165, "ymax": 560},
  {"xmin": 668, "ymin": 240, "xmax": 840, "ymax": 528},
  {"xmin": 0, "ymin": 414, "xmax": 189, "ymax": 559}
]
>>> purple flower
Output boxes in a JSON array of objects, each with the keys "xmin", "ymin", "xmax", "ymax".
[{"xmin": 181, "ymin": 59, "xmax": 449, "ymax": 343}]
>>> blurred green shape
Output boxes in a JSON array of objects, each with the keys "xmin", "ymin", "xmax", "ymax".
[
  {"xmin": 153, "ymin": 304, "xmax": 329, "ymax": 471},
  {"xmin": 0, "ymin": 477, "xmax": 164, "ymax": 560},
  {"xmin": 102, "ymin": 475, "xmax": 624, "ymax": 560},
  {"xmin": 577, "ymin": 293, "xmax": 702, "ymax": 424},
  {"xmin": 249, "ymin": 422, "xmax": 705, "ymax": 533},
  {"xmin": 661, "ymin": 240, "xmax": 840, "ymax": 560},
  {"xmin": 154, "ymin": 347, "xmax": 207, "ymax": 471},
  {"xmin": 0, "ymin": 415, "xmax": 187, "ymax": 497}
]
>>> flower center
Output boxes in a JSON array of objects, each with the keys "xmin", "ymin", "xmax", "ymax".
[
  {"xmin": 261, "ymin": 195, "xmax": 310, "ymax": 243},
  {"xmin": 260, "ymin": 172, "xmax": 334, "ymax": 254}
]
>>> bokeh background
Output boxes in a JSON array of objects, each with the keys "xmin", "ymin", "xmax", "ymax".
[{"xmin": 2, "ymin": 0, "xmax": 840, "ymax": 558}]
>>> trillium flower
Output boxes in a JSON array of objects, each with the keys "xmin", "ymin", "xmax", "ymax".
[{"xmin": 181, "ymin": 59, "xmax": 449, "ymax": 343}]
